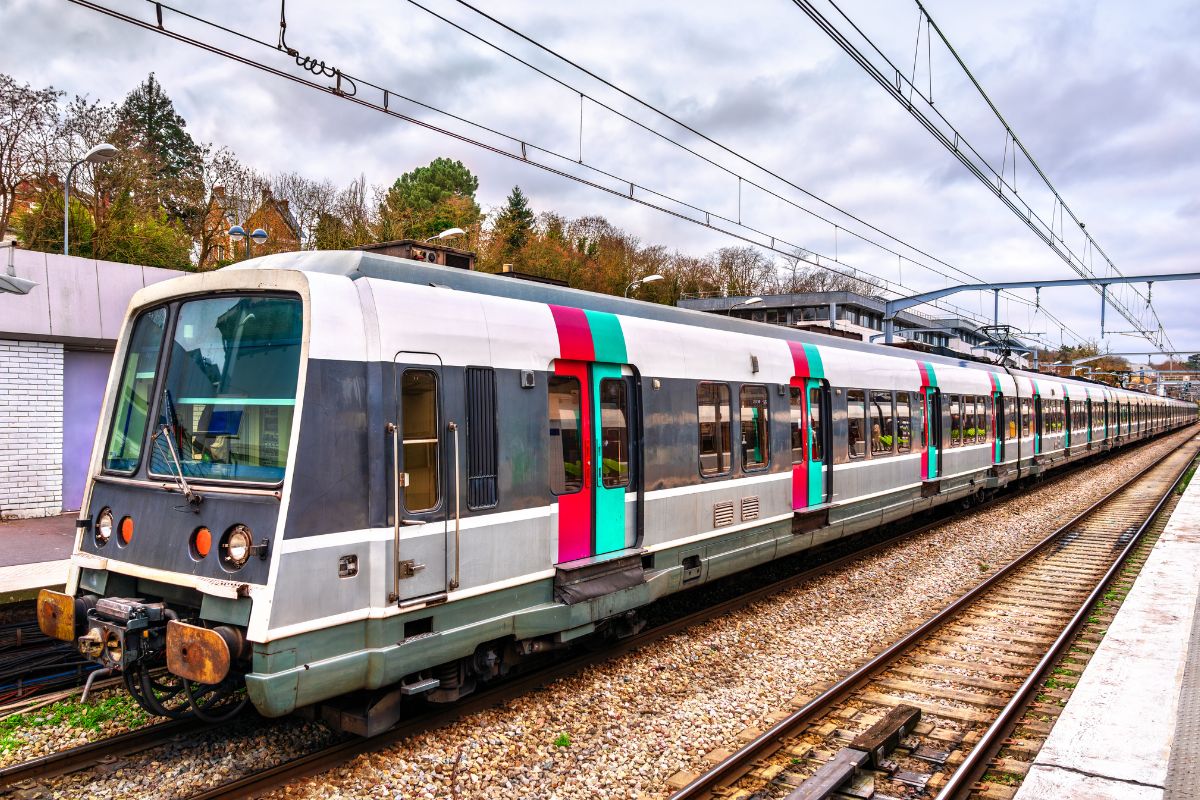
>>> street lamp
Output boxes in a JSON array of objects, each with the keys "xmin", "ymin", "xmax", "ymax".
[
  {"xmin": 624, "ymin": 273, "xmax": 664, "ymax": 297},
  {"xmin": 727, "ymin": 297, "xmax": 763, "ymax": 316},
  {"xmin": 228, "ymin": 225, "xmax": 269, "ymax": 259},
  {"xmin": 64, "ymin": 142, "xmax": 118, "ymax": 256},
  {"xmin": 425, "ymin": 227, "xmax": 466, "ymax": 243}
]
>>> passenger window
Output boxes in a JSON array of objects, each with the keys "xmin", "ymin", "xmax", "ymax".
[
  {"xmin": 974, "ymin": 396, "xmax": 986, "ymax": 443},
  {"xmin": 847, "ymin": 390, "xmax": 866, "ymax": 459},
  {"xmin": 698, "ymin": 382, "xmax": 732, "ymax": 476},
  {"xmin": 1021, "ymin": 398, "xmax": 1032, "ymax": 437},
  {"xmin": 465, "ymin": 367, "xmax": 498, "ymax": 510},
  {"xmin": 896, "ymin": 392, "xmax": 912, "ymax": 453},
  {"xmin": 740, "ymin": 385, "xmax": 770, "ymax": 471},
  {"xmin": 1005, "ymin": 397, "xmax": 1017, "ymax": 440},
  {"xmin": 548, "ymin": 375, "xmax": 583, "ymax": 494},
  {"xmin": 949, "ymin": 395, "xmax": 962, "ymax": 448},
  {"xmin": 809, "ymin": 387, "xmax": 824, "ymax": 462},
  {"xmin": 789, "ymin": 386, "xmax": 804, "ymax": 464},
  {"xmin": 599, "ymin": 378, "xmax": 630, "ymax": 488},
  {"xmin": 870, "ymin": 390, "xmax": 893, "ymax": 455},
  {"xmin": 401, "ymin": 369, "xmax": 440, "ymax": 512}
]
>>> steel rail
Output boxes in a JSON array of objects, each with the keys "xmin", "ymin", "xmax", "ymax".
[
  {"xmin": 935, "ymin": 437, "xmax": 1200, "ymax": 799},
  {"xmin": 0, "ymin": 715, "xmax": 212, "ymax": 787},
  {"xmin": 669, "ymin": 427, "xmax": 1199, "ymax": 799}
]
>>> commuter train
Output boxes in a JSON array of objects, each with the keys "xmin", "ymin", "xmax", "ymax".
[{"xmin": 37, "ymin": 250, "xmax": 1196, "ymax": 729}]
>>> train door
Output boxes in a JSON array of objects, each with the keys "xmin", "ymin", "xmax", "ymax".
[
  {"xmin": 390, "ymin": 355, "xmax": 450, "ymax": 602},
  {"xmin": 1063, "ymin": 394, "xmax": 1071, "ymax": 451},
  {"xmin": 922, "ymin": 387, "xmax": 941, "ymax": 480},
  {"xmin": 992, "ymin": 391, "xmax": 1004, "ymax": 463},
  {"xmin": 1033, "ymin": 396, "xmax": 1043, "ymax": 455},
  {"xmin": 549, "ymin": 359, "xmax": 637, "ymax": 563},
  {"xmin": 790, "ymin": 379, "xmax": 830, "ymax": 509}
]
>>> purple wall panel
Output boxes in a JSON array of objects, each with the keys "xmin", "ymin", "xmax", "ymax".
[{"xmin": 62, "ymin": 350, "xmax": 113, "ymax": 512}]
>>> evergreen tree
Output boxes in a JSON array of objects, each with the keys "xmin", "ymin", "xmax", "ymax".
[
  {"xmin": 495, "ymin": 185, "xmax": 534, "ymax": 252},
  {"xmin": 117, "ymin": 73, "xmax": 202, "ymax": 183},
  {"xmin": 380, "ymin": 157, "xmax": 481, "ymax": 240}
]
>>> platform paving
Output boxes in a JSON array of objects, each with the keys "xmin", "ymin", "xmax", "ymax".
[
  {"xmin": 1014, "ymin": 471, "xmax": 1200, "ymax": 800},
  {"xmin": 0, "ymin": 513, "xmax": 76, "ymax": 598}
]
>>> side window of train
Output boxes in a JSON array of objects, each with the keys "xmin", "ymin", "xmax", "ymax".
[
  {"xmin": 548, "ymin": 375, "xmax": 584, "ymax": 494},
  {"xmin": 809, "ymin": 387, "xmax": 824, "ymax": 462},
  {"xmin": 1005, "ymin": 397, "xmax": 1017, "ymax": 440},
  {"xmin": 465, "ymin": 367, "xmax": 498, "ymax": 510},
  {"xmin": 895, "ymin": 391, "xmax": 912, "ymax": 454},
  {"xmin": 401, "ymin": 369, "xmax": 440, "ymax": 512},
  {"xmin": 1020, "ymin": 398, "xmax": 1032, "ymax": 437},
  {"xmin": 869, "ymin": 390, "xmax": 894, "ymax": 456},
  {"xmin": 948, "ymin": 394, "xmax": 962, "ymax": 448},
  {"xmin": 599, "ymin": 378, "xmax": 630, "ymax": 488},
  {"xmin": 789, "ymin": 387, "xmax": 804, "ymax": 464},
  {"xmin": 697, "ymin": 382, "xmax": 732, "ymax": 477},
  {"xmin": 740, "ymin": 385, "xmax": 770, "ymax": 472},
  {"xmin": 846, "ymin": 389, "xmax": 867, "ymax": 459}
]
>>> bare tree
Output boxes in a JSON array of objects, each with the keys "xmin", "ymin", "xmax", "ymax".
[
  {"xmin": 774, "ymin": 247, "xmax": 884, "ymax": 297},
  {"xmin": 0, "ymin": 74, "xmax": 61, "ymax": 236},
  {"xmin": 271, "ymin": 171, "xmax": 336, "ymax": 249}
]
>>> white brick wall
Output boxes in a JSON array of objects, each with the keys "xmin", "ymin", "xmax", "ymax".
[{"xmin": 0, "ymin": 339, "xmax": 64, "ymax": 519}]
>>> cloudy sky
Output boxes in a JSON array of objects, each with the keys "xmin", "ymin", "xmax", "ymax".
[{"xmin": 5, "ymin": 0, "xmax": 1199, "ymax": 355}]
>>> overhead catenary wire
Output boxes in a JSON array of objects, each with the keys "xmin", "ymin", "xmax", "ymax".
[
  {"xmin": 70, "ymin": 0, "xmax": 1072, "ymax": 347},
  {"xmin": 787, "ymin": 0, "xmax": 1172, "ymax": 351},
  {"xmin": 430, "ymin": 0, "xmax": 1085, "ymax": 343}
]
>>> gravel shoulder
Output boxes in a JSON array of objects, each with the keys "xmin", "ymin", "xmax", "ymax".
[{"xmin": 269, "ymin": 434, "xmax": 1191, "ymax": 800}]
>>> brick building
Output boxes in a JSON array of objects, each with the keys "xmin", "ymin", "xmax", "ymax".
[{"xmin": 199, "ymin": 186, "xmax": 301, "ymax": 268}]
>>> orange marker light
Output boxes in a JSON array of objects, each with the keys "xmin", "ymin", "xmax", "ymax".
[
  {"xmin": 194, "ymin": 527, "xmax": 212, "ymax": 559},
  {"xmin": 119, "ymin": 516, "xmax": 134, "ymax": 545}
]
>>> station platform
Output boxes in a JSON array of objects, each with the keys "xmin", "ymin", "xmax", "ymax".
[
  {"xmin": 1015, "ymin": 471, "xmax": 1200, "ymax": 800},
  {"xmin": 0, "ymin": 513, "xmax": 76, "ymax": 601}
]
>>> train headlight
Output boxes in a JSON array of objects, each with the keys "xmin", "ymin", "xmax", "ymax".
[
  {"xmin": 95, "ymin": 508, "xmax": 113, "ymax": 546},
  {"xmin": 220, "ymin": 525, "xmax": 253, "ymax": 570}
]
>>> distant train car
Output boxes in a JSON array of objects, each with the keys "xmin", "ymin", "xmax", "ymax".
[{"xmin": 37, "ymin": 251, "xmax": 1196, "ymax": 729}]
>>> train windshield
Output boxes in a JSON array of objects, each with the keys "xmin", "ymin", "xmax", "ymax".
[{"xmin": 148, "ymin": 295, "xmax": 303, "ymax": 484}]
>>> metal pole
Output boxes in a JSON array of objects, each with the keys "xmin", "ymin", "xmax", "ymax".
[
  {"xmin": 63, "ymin": 160, "xmax": 81, "ymax": 256},
  {"xmin": 993, "ymin": 288, "xmax": 1000, "ymax": 325},
  {"xmin": 1100, "ymin": 285, "xmax": 1107, "ymax": 338}
]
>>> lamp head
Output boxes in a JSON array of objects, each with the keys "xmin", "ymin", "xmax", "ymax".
[
  {"xmin": 642, "ymin": 274, "xmax": 664, "ymax": 284},
  {"xmin": 742, "ymin": 297, "xmax": 764, "ymax": 307},
  {"xmin": 249, "ymin": 228, "xmax": 269, "ymax": 244},
  {"xmin": 83, "ymin": 143, "xmax": 119, "ymax": 164},
  {"xmin": 227, "ymin": 225, "xmax": 246, "ymax": 240},
  {"xmin": 429, "ymin": 227, "xmax": 466, "ymax": 242}
]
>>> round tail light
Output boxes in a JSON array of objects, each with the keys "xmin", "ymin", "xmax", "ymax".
[
  {"xmin": 118, "ymin": 516, "xmax": 134, "ymax": 546},
  {"xmin": 191, "ymin": 526, "xmax": 212, "ymax": 560}
]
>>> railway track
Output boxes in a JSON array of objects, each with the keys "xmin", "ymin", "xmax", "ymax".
[
  {"xmin": 669, "ymin": 433, "xmax": 1200, "ymax": 800},
  {"xmin": 1, "ymin": 431, "xmax": 1191, "ymax": 799}
]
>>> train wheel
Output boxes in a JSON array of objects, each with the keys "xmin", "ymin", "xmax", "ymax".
[
  {"xmin": 123, "ymin": 662, "xmax": 191, "ymax": 719},
  {"xmin": 182, "ymin": 674, "xmax": 248, "ymax": 723}
]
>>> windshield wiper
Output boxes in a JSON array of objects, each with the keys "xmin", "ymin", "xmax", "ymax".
[{"xmin": 155, "ymin": 424, "xmax": 203, "ymax": 509}]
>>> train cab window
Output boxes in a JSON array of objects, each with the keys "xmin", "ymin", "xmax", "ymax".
[
  {"xmin": 1020, "ymin": 398, "xmax": 1033, "ymax": 437},
  {"xmin": 789, "ymin": 387, "xmax": 804, "ymax": 464},
  {"xmin": 401, "ymin": 370, "xmax": 440, "ymax": 512},
  {"xmin": 870, "ymin": 390, "xmax": 894, "ymax": 455},
  {"xmin": 548, "ymin": 375, "xmax": 583, "ymax": 494},
  {"xmin": 740, "ymin": 385, "xmax": 770, "ymax": 471},
  {"xmin": 895, "ymin": 392, "xmax": 912, "ymax": 453},
  {"xmin": 847, "ymin": 390, "xmax": 867, "ymax": 459},
  {"xmin": 809, "ymin": 387, "xmax": 824, "ymax": 462},
  {"xmin": 599, "ymin": 379, "xmax": 630, "ymax": 488},
  {"xmin": 1005, "ymin": 397, "xmax": 1017, "ymax": 440},
  {"xmin": 698, "ymin": 382, "xmax": 732, "ymax": 476},
  {"xmin": 949, "ymin": 395, "xmax": 962, "ymax": 448},
  {"xmin": 104, "ymin": 307, "xmax": 168, "ymax": 473}
]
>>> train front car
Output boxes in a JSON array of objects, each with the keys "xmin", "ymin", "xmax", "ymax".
[{"xmin": 36, "ymin": 266, "xmax": 323, "ymax": 721}]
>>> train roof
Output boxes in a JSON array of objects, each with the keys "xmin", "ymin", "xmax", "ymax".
[{"xmin": 233, "ymin": 250, "xmax": 1184, "ymax": 405}]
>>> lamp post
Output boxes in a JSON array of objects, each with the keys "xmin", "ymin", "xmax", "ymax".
[
  {"xmin": 425, "ymin": 227, "xmax": 466, "ymax": 243},
  {"xmin": 727, "ymin": 297, "xmax": 763, "ymax": 316},
  {"xmin": 228, "ymin": 225, "xmax": 269, "ymax": 260},
  {"xmin": 624, "ymin": 273, "xmax": 664, "ymax": 298},
  {"xmin": 64, "ymin": 142, "xmax": 118, "ymax": 256}
]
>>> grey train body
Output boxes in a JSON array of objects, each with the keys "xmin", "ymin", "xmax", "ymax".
[{"xmin": 60, "ymin": 250, "xmax": 1195, "ymax": 721}]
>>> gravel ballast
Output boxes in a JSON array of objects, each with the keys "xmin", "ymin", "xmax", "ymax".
[{"xmin": 267, "ymin": 434, "xmax": 1191, "ymax": 800}]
